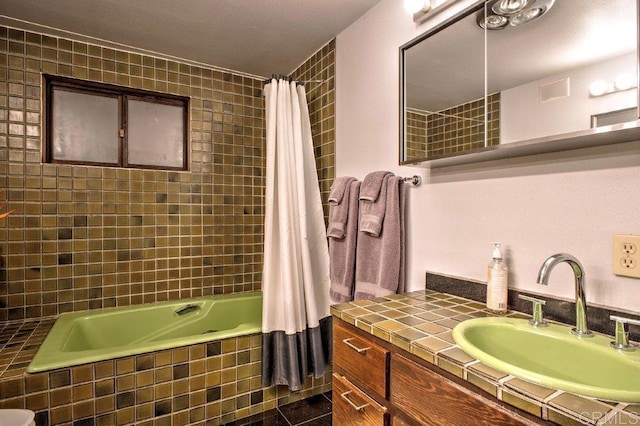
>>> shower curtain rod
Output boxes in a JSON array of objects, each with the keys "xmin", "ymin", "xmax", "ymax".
[{"xmin": 263, "ymin": 75, "xmax": 325, "ymax": 85}]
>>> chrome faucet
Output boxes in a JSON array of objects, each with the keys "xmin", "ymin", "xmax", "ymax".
[{"xmin": 536, "ymin": 253, "xmax": 593, "ymax": 338}]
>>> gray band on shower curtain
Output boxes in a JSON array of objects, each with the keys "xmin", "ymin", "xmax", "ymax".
[{"xmin": 261, "ymin": 316, "xmax": 332, "ymax": 391}]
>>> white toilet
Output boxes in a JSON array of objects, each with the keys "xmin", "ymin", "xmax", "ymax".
[{"xmin": 0, "ymin": 410, "xmax": 35, "ymax": 426}]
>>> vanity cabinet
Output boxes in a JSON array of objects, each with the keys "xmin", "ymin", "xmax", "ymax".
[
  {"xmin": 333, "ymin": 320, "xmax": 390, "ymax": 425},
  {"xmin": 333, "ymin": 373, "xmax": 388, "ymax": 425},
  {"xmin": 391, "ymin": 354, "xmax": 532, "ymax": 425},
  {"xmin": 333, "ymin": 318, "xmax": 545, "ymax": 426}
]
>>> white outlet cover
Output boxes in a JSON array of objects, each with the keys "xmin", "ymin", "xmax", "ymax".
[{"xmin": 613, "ymin": 234, "xmax": 640, "ymax": 279}]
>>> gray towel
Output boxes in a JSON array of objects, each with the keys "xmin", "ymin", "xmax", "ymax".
[
  {"xmin": 359, "ymin": 171, "xmax": 393, "ymax": 201},
  {"xmin": 329, "ymin": 180, "xmax": 361, "ymax": 303},
  {"xmin": 327, "ymin": 177, "xmax": 356, "ymax": 239},
  {"xmin": 354, "ymin": 176, "xmax": 405, "ymax": 300},
  {"xmin": 359, "ymin": 171, "xmax": 393, "ymax": 237}
]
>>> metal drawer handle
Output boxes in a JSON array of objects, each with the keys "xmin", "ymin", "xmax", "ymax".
[
  {"xmin": 342, "ymin": 338, "xmax": 370, "ymax": 354},
  {"xmin": 340, "ymin": 391, "xmax": 369, "ymax": 411}
]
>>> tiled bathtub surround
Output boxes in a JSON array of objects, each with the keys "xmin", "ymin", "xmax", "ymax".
[
  {"xmin": 331, "ymin": 291, "xmax": 640, "ymax": 425},
  {"xmin": 0, "ymin": 325, "xmax": 332, "ymax": 425},
  {"xmin": 0, "ymin": 25, "xmax": 337, "ymax": 424}
]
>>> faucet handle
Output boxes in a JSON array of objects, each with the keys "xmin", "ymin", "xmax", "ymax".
[
  {"xmin": 518, "ymin": 295, "xmax": 548, "ymax": 327},
  {"xmin": 610, "ymin": 315, "xmax": 640, "ymax": 351}
]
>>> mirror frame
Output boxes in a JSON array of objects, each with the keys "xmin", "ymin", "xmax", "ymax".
[{"xmin": 400, "ymin": 0, "xmax": 640, "ymax": 168}]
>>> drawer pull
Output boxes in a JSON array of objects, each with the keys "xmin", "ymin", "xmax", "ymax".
[
  {"xmin": 340, "ymin": 391, "xmax": 369, "ymax": 411},
  {"xmin": 342, "ymin": 338, "xmax": 371, "ymax": 353}
]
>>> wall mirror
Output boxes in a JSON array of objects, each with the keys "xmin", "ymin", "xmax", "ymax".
[{"xmin": 400, "ymin": 0, "xmax": 640, "ymax": 167}]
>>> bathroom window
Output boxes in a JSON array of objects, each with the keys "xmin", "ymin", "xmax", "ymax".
[{"xmin": 44, "ymin": 75, "xmax": 189, "ymax": 170}]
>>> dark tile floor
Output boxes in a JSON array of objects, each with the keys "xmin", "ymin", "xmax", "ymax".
[{"xmin": 225, "ymin": 392, "xmax": 332, "ymax": 425}]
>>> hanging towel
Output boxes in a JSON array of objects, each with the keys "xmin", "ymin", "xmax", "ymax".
[
  {"xmin": 354, "ymin": 175, "xmax": 406, "ymax": 300},
  {"xmin": 359, "ymin": 170, "xmax": 393, "ymax": 201},
  {"xmin": 327, "ymin": 176, "xmax": 357, "ymax": 239},
  {"xmin": 359, "ymin": 171, "xmax": 393, "ymax": 237},
  {"xmin": 329, "ymin": 179, "xmax": 361, "ymax": 303}
]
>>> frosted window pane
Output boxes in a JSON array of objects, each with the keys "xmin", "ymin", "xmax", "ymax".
[
  {"xmin": 52, "ymin": 89, "xmax": 119, "ymax": 164},
  {"xmin": 128, "ymin": 100, "xmax": 185, "ymax": 168}
]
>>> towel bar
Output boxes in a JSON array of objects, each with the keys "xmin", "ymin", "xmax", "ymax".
[{"xmin": 401, "ymin": 175, "xmax": 422, "ymax": 186}]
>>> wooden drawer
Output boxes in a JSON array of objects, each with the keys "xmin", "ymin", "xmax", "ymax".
[
  {"xmin": 334, "ymin": 321, "xmax": 389, "ymax": 399},
  {"xmin": 391, "ymin": 354, "xmax": 533, "ymax": 426},
  {"xmin": 333, "ymin": 373, "xmax": 388, "ymax": 426}
]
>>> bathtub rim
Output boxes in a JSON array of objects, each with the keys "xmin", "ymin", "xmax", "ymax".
[{"xmin": 26, "ymin": 291, "xmax": 262, "ymax": 373}]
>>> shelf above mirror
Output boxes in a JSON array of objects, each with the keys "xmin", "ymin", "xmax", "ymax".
[{"xmin": 405, "ymin": 120, "xmax": 640, "ymax": 169}]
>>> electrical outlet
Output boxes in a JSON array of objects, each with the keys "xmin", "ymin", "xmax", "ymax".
[
  {"xmin": 613, "ymin": 234, "xmax": 640, "ymax": 278},
  {"xmin": 620, "ymin": 257, "xmax": 636, "ymax": 268},
  {"xmin": 622, "ymin": 243, "xmax": 637, "ymax": 255}
]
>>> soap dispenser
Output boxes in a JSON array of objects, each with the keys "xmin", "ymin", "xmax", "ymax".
[{"xmin": 487, "ymin": 243, "xmax": 508, "ymax": 313}]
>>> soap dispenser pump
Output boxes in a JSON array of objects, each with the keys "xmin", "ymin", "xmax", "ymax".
[{"xmin": 487, "ymin": 242, "xmax": 508, "ymax": 313}]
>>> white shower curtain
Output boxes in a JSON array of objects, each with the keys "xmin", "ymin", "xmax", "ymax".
[{"xmin": 261, "ymin": 78, "xmax": 332, "ymax": 391}]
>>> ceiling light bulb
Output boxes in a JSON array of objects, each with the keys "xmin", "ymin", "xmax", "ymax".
[
  {"xmin": 492, "ymin": 0, "xmax": 530, "ymax": 15},
  {"xmin": 614, "ymin": 73, "xmax": 636, "ymax": 91},
  {"xmin": 404, "ymin": 0, "xmax": 430, "ymax": 14},
  {"xmin": 589, "ymin": 80, "xmax": 609, "ymax": 97},
  {"xmin": 479, "ymin": 14, "xmax": 509, "ymax": 30},
  {"xmin": 510, "ymin": 7, "xmax": 544, "ymax": 26}
]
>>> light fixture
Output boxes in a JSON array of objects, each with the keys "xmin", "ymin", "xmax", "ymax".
[
  {"xmin": 492, "ymin": 0, "xmax": 530, "ymax": 15},
  {"xmin": 410, "ymin": 0, "xmax": 453, "ymax": 24},
  {"xmin": 589, "ymin": 74, "xmax": 637, "ymax": 98},
  {"xmin": 615, "ymin": 73, "xmax": 635, "ymax": 91},
  {"xmin": 510, "ymin": 7, "xmax": 544, "ymax": 26},
  {"xmin": 589, "ymin": 80, "xmax": 609, "ymax": 97},
  {"xmin": 404, "ymin": 0, "xmax": 430, "ymax": 14},
  {"xmin": 478, "ymin": 14, "xmax": 509, "ymax": 30},
  {"xmin": 478, "ymin": 0, "xmax": 555, "ymax": 30}
]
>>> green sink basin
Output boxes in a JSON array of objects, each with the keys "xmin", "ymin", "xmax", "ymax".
[{"xmin": 452, "ymin": 317, "xmax": 640, "ymax": 402}]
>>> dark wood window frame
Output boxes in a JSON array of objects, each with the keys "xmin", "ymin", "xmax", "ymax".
[{"xmin": 44, "ymin": 74, "xmax": 190, "ymax": 171}]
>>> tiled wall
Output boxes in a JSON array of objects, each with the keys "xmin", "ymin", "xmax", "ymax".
[
  {"xmin": 404, "ymin": 93, "xmax": 500, "ymax": 160},
  {"xmin": 405, "ymin": 110, "xmax": 427, "ymax": 160},
  {"xmin": 0, "ymin": 26, "xmax": 336, "ymax": 425},
  {"xmin": 0, "ymin": 26, "xmax": 266, "ymax": 322},
  {"xmin": 290, "ymin": 40, "xmax": 335, "ymax": 222},
  {"xmin": 0, "ymin": 28, "xmax": 336, "ymax": 322}
]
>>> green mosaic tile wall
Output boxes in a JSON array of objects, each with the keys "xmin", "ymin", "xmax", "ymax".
[
  {"xmin": 405, "ymin": 110, "xmax": 427, "ymax": 161},
  {"xmin": 426, "ymin": 92, "xmax": 500, "ymax": 157},
  {"xmin": 0, "ymin": 27, "xmax": 336, "ymax": 322},
  {"xmin": 290, "ymin": 39, "xmax": 335, "ymax": 223},
  {"xmin": 404, "ymin": 93, "xmax": 500, "ymax": 160},
  {"xmin": 0, "ymin": 26, "xmax": 266, "ymax": 322},
  {"xmin": 0, "ymin": 25, "xmax": 336, "ymax": 425}
]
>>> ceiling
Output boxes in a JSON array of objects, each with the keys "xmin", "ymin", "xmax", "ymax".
[{"xmin": 0, "ymin": 0, "xmax": 382, "ymax": 78}]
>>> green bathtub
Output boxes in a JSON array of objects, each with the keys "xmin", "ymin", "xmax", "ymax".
[{"xmin": 27, "ymin": 292, "xmax": 262, "ymax": 373}]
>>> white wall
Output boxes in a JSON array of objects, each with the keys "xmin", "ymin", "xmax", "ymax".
[
  {"xmin": 336, "ymin": 0, "xmax": 640, "ymax": 313},
  {"xmin": 501, "ymin": 53, "xmax": 637, "ymax": 143}
]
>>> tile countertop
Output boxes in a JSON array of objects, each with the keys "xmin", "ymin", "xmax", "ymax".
[{"xmin": 330, "ymin": 290, "xmax": 640, "ymax": 426}]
